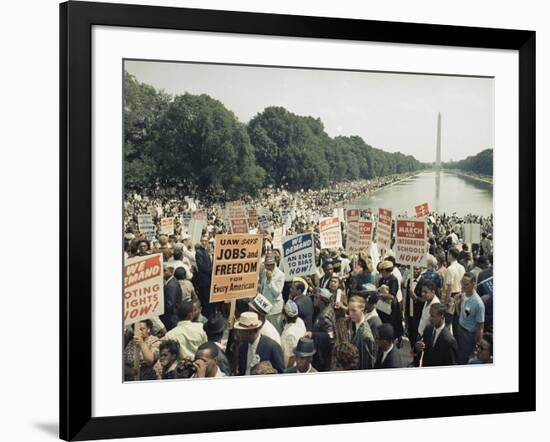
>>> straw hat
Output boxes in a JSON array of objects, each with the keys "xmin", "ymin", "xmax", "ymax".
[
  {"xmin": 379, "ymin": 260, "xmax": 394, "ymax": 270},
  {"xmin": 292, "ymin": 276, "xmax": 309, "ymax": 294},
  {"xmin": 233, "ymin": 311, "xmax": 263, "ymax": 330}
]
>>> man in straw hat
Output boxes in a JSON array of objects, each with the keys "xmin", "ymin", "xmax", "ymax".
[
  {"xmin": 284, "ymin": 337, "xmax": 318, "ymax": 374},
  {"xmin": 377, "ymin": 260, "xmax": 404, "ymax": 347},
  {"xmin": 235, "ymin": 311, "xmax": 284, "ymax": 375}
]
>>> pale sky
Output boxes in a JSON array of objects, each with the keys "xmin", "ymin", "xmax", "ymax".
[{"xmin": 125, "ymin": 59, "xmax": 494, "ymax": 163}]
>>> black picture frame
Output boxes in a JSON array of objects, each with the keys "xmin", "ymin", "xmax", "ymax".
[{"xmin": 60, "ymin": 1, "xmax": 536, "ymax": 440}]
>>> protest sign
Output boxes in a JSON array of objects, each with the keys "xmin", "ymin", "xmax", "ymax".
[
  {"xmin": 226, "ymin": 201, "xmax": 248, "ymax": 233},
  {"xmin": 464, "ymin": 223, "xmax": 481, "ymax": 244},
  {"xmin": 159, "ymin": 217, "xmax": 175, "ymax": 235},
  {"xmin": 180, "ymin": 211, "xmax": 192, "ymax": 226},
  {"xmin": 333, "ymin": 207, "xmax": 345, "ymax": 220},
  {"xmin": 257, "ymin": 214, "xmax": 271, "ymax": 231},
  {"xmin": 319, "ymin": 216, "xmax": 343, "ymax": 249},
  {"xmin": 124, "ymin": 253, "xmax": 164, "ymax": 325},
  {"xmin": 415, "ymin": 202, "xmax": 430, "ymax": 217},
  {"xmin": 345, "ymin": 208, "xmax": 361, "ymax": 254},
  {"xmin": 272, "ymin": 226, "xmax": 285, "ymax": 249},
  {"xmin": 346, "ymin": 208, "xmax": 361, "ymax": 222},
  {"xmin": 375, "ymin": 208, "xmax": 393, "ymax": 249},
  {"xmin": 189, "ymin": 219, "xmax": 206, "ymax": 244},
  {"xmin": 394, "ymin": 218, "xmax": 427, "ymax": 266},
  {"xmin": 230, "ymin": 218, "xmax": 249, "ymax": 234},
  {"xmin": 137, "ymin": 214, "xmax": 156, "ymax": 240},
  {"xmin": 226, "ymin": 200, "xmax": 247, "ymax": 219},
  {"xmin": 281, "ymin": 233, "xmax": 316, "ymax": 277},
  {"xmin": 210, "ymin": 234, "xmax": 262, "ymax": 303},
  {"xmin": 248, "ymin": 207, "xmax": 258, "ymax": 225},
  {"xmin": 358, "ymin": 219, "xmax": 374, "ymax": 250}
]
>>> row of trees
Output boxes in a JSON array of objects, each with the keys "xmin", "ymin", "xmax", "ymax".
[
  {"xmin": 124, "ymin": 72, "xmax": 426, "ymax": 199},
  {"xmin": 444, "ymin": 148, "xmax": 493, "ymax": 176}
]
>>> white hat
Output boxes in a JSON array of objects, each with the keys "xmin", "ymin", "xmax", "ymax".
[
  {"xmin": 249, "ymin": 294, "xmax": 273, "ymax": 315},
  {"xmin": 233, "ymin": 311, "xmax": 263, "ymax": 330}
]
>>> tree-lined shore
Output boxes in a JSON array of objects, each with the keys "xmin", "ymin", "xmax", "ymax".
[{"xmin": 124, "ymin": 72, "xmax": 426, "ymax": 200}]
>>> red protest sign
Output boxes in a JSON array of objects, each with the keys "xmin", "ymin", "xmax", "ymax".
[
  {"xmin": 394, "ymin": 218, "xmax": 427, "ymax": 266},
  {"xmin": 124, "ymin": 253, "xmax": 164, "ymax": 325},
  {"xmin": 415, "ymin": 202, "xmax": 430, "ymax": 217},
  {"xmin": 230, "ymin": 218, "xmax": 249, "ymax": 234},
  {"xmin": 248, "ymin": 207, "xmax": 258, "ymax": 225}
]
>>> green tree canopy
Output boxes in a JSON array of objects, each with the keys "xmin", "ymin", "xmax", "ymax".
[
  {"xmin": 124, "ymin": 72, "xmax": 427, "ymax": 198},
  {"xmin": 444, "ymin": 148, "xmax": 493, "ymax": 176}
]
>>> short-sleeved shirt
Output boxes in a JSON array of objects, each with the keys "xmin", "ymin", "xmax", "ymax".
[
  {"xmin": 446, "ymin": 261, "xmax": 465, "ymax": 293},
  {"xmin": 459, "ymin": 291, "xmax": 485, "ymax": 332}
]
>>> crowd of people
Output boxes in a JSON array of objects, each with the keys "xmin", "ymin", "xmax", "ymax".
[{"xmin": 123, "ymin": 178, "xmax": 494, "ymax": 381}]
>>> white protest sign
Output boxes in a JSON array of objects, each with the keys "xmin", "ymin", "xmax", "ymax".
[
  {"xmin": 375, "ymin": 208, "xmax": 393, "ymax": 250},
  {"xmin": 180, "ymin": 211, "xmax": 192, "ymax": 226},
  {"xmin": 257, "ymin": 214, "xmax": 271, "ymax": 231},
  {"xmin": 394, "ymin": 218, "xmax": 427, "ymax": 266},
  {"xmin": 124, "ymin": 253, "xmax": 164, "ymax": 325},
  {"xmin": 272, "ymin": 226, "xmax": 285, "ymax": 249},
  {"xmin": 319, "ymin": 216, "xmax": 343, "ymax": 250},
  {"xmin": 137, "ymin": 214, "xmax": 156, "ymax": 240},
  {"xmin": 159, "ymin": 217, "xmax": 175, "ymax": 235},
  {"xmin": 189, "ymin": 219, "xmax": 206, "ymax": 245},
  {"xmin": 464, "ymin": 223, "xmax": 481, "ymax": 244},
  {"xmin": 281, "ymin": 233, "xmax": 317, "ymax": 277}
]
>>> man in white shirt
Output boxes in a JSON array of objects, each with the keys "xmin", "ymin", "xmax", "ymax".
[
  {"xmin": 384, "ymin": 255, "xmax": 403, "ymax": 303},
  {"xmin": 258, "ymin": 254, "xmax": 285, "ymax": 333},
  {"xmin": 418, "ymin": 280, "xmax": 441, "ymax": 336},
  {"xmin": 248, "ymin": 294, "xmax": 282, "ymax": 345},
  {"xmin": 445, "ymin": 247, "xmax": 465, "ymax": 329}
]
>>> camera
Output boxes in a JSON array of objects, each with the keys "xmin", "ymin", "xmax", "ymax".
[{"xmin": 176, "ymin": 359, "xmax": 197, "ymax": 378}]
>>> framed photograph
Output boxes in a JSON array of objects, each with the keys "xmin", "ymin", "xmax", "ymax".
[{"xmin": 60, "ymin": 1, "xmax": 535, "ymax": 440}]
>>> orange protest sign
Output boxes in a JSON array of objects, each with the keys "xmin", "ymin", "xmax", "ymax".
[
  {"xmin": 210, "ymin": 234, "xmax": 262, "ymax": 303},
  {"xmin": 124, "ymin": 253, "xmax": 164, "ymax": 325}
]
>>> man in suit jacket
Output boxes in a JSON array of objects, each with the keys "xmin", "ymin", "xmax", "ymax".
[
  {"xmin": 194, "ymin": 236, "xmax": 214, "ymax": 317},
  {"xmin": 289, "ymin": 277, "xmax": 314, "ymax": 331},
  {"xmin": 374, "ymin": 323, "xmax": 401, "ymax": 369},
  {"xmin": 415, "ymin": 303, "xmax": 458, "ymax": 367},
  {"xmin": 347, "ymin": 296, "xmax": 376, "ymax": 369},
  {"xmin": 160, "ymin": 263, "xmax": 183, "ymax": 331},
  {"xmin": 235, "ymin": 312, "xmax": 285, "ymax": 375}
]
